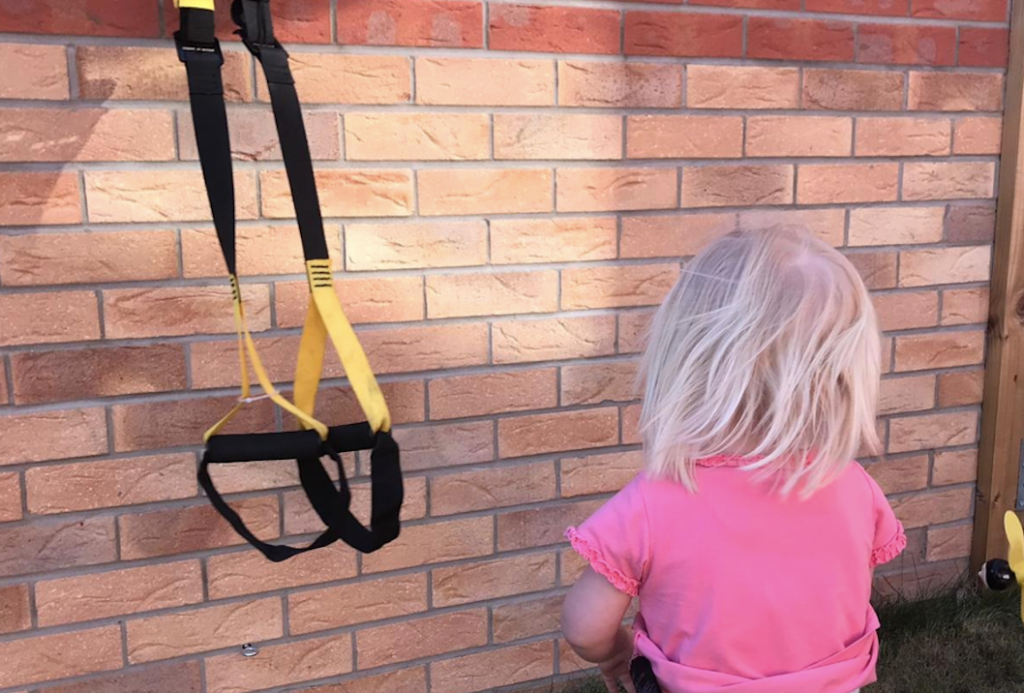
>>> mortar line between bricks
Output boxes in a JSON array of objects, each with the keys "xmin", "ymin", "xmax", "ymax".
[{"xmin": 66, "ymin": 45, "xmax": 80, "ymax": 100}]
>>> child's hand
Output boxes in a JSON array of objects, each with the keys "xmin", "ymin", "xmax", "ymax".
[{"xmin": 598, "ymin": 628, "xmax": 637, "ymax": 693}]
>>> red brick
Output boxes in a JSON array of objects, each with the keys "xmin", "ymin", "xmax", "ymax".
[
  {"xmin": 878, "ymin": 375, "xmax": 936, "ymax": 416},
  {"xmin": 346, "ymin": 220, "xmax": 486, "ymax": 270},
  {"xmin": 0, "ymin": 291, "xmax": 100, "ymax": 347},
  {"xmin": 179, "ymin": 110, "xmax": 340, "ymax": 162},
  {"xmin": 127, "ymin": 599, "xmax": 282, "ymax": 663},
  {"xmin": 946, "ymin": 203, "xmax": 996, "ymax": 243},
  {"xmin": 693, "ymin": 0, "xmax": 799, "ymax": 7},
  {"xmin": 0, "ymin": 108, "xmax": 174, "ymax": 163},
  {"xmin": 0, "ymin": 626, "xmax": 121, "ymax": 689},
  {"xmin": 206, "ymin": 634, "xmax": 352, "ymax": 693},
  {"xmin": 803, "ymin": 69, "xmax": 905, "ymax": 111},
  {"xmin": 39, "ymin": 662, "xmax": 201, "ymax": 693},
  {"xmin": 338, "ymin": 0, "xmax": 483, "ymax": 48},
  {"xmin": 0, "ymin": 172, "xmax": 81, "ymax": 226},
  {"xmin": 426, "ymin": 271, "xmax": 558, "ymax": 318},
  {"xmin": 899, "ymin": 246, "xmax": 992, "ymax": 287},
  {"xmin": 748, "ymin": 18, "xmax": 854, "ymax": 62},
  {"xmin": 889, "ymin": 411, "xmax": 978, "ymax": 453},
  {"xmin": 746, "ymin": 116, "xmax": 852, "ymax": 157},
  {"xmin": 393, "ymin": 421, "xmax": 494, "ymax": 471},
  {"xmin": 620, "ymin": 213, "xmax": 735, "ymax": 258},
  {"xmin": 0, "ymin": 44, "xmax": 69, "ymax": 100},
  {"xmin": 806, "ymin": 0, "xmax": 908, "ymax": 14},
  {"xmin": 26, "ymin": 453, "xmax": 195, "ymax": 514},
  {"xmin": 433, "ymin": 553, "xmax": 557, "ymax": 608},
  {"xmin": 163, "ymin": 0, "xmax": 332, "ymax": 43},
  {"xmin": 954, "ymin": 117, "xmax": 1002, "ymax": 155},
  {"xmin": 912, "ymin": 0, "xmax": 1006, "ymax": 20},
  {"xmin": 0, "ymin": 0, "xmax": 159, "ymax": 37},
  {"xmin": 418, "ymin": 169, "xmax": 553, "ymax": 215},
  {"xmin": 103, "ymin": 285, "xmax": 270, "ymax": 339},
  {"xmin": 289, "ymin": 574, "xmax": 427, "ymax": 635},
  {"xmin": 865, "ymin": 455, "xmax": 930, "ymax": 494},
  {"xmin": 0, "ymin": 408, "xmax": 107, "ymax": 466},
  {"xmin": 849, "ymin": 206, "xmax": 945, "ymax": 246},
  {"xmin": 258, "ymin": 55, "xmax": 408, "ymax": 104},
  {"xmin": 927, "ymin": 524, "xmax": 972, "ymax": 561},
  {"xmin": 112, "ymin": 396, "xmax": 275, "ymax": 452},
  {"xmin": 431, "ymin": 641, "xmax": 554, "ymax": 693},
  {"xmin": 497, "ymin": 499, "xmax": 603, "ymax": 551},
  {"xmin": 903, "ymin": 161, "xmax": 996, "ymax": 201},
  {"xmin": 362, "ymin": 517, "xmax": 494, "ymax": 573},
  {"xmin": 942, "ymin": 288, "xmax": 989, "ymax": 326},
  {"xmin": 275, "ymin": 276, "xmax": 423, "ymax": 327},
  {"xmin": 357, "ymin": 610, "xmax": 488, "ymax": 668},
  {"xmin": 890, "ymin": 487, "xmax": 973, "ymax": 528},
  {"xmin": 559, "ymin": 61, "xmax": 682, "ymax": 108},
  {"xmin": 627, "ymin": 115, "xmax": 743, "ymax": 159},
  {"xmin": 493, "ymin": 315, "xmax": 617, "ymax": 364},
  {"xmin": 262, "ymin": 169, "xmax": 413, "ymax": 218},
  {"xmin": 491, "ymin": 5, "xmax": 620, "ymax": 54},
  {"xmin": 363, "ymin": 323, "xmax": 490, "ymax": 374},
  {"xmin": 856, "ymin": 117, "xmax": 952, "ymax": 157},
  {"xmin": 562, "ymin": 264, "xmax": 679, "ymax": 309},
  {"xmin": 499, "ymin": 408, "xmax": 619, "ymax": 458},
  {"xmin": 683, "ymin": 165, "xmax": 795, "ymax": 208},
  {"xmin": 0, "ymin": 585, "xmax": 30, "ymax": 634},
  {"xmin": 558, "ymin": 167, "xmax": 677, "ymax": 212},
  {"xmin": 908, "ymin": 72, "xmax": 1004, "ymax": 112},
  {"xmin": 933, "ymin": 448, "xmax": 979, "ymax": 485},
  {"xmin": 872, "ymin": 291, "xmax": 939, "ymax": 332},
  {"xmin": 562, "ymin": 361, "xmax": 640, "ymax": 407},
  {"xmin": 562, "ymin": 450, "xmax": 645, "ymax": 497},
  {"xmin": 895, "ymin": 331, "xmax": 985, "ymax": 372},
  {"xmin": 346, "ymin": 113, "xmax": 488, "ymax": 161},
  {"xmin": 490, "ymin": 217, "xmax": 618, "ymax": 264},
  {"xmin": 493, "ymin": 594, "xmax": 565, "ymax": 643},
  {"xmin": 417, "ymin": 58, "xmax": 554, "ymax": 106},
  {"xmin": 798, "ymin": 163, "xmax": 899, "ymax": 204},
  {"xmin": 0, "ymin": 517, "xmax": 116, "ymax": 578},
  {"xmin": 85, "ymin": 170, "xmax": 258, "ymax": 223},
  {"xmin": 938, "ymin": 369, "xmax": 985, "ymax": 407},
  {"xmin": 429, "ymin": 369, "xmax": 558, "ymax": 419},
  {"xmin": 857, "ymin": 24, "xmax": 955, "ymax": 65},
  {"xmin": 959, "ymin": 27, "xmax": 1009, "ymax": 68},
  {"xmin": 688, "ymin": 65, "xmax": 799, "ymax": 109},
  {"xmin": 624, "ymin": 12, "xmax": 743, "ymax": 57},
  {"xmin": 432, "ymin": 462, "xmax": 557, "ymax": 515},
  {"xmin": 0, "ymin": 472, "xmax": 21, "ymax": 523},
  {"xmin": 495, "ymin": 113, "xmax": 623, "ymax": 160}
]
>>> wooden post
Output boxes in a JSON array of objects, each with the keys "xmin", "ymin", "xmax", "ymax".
[{"xmin": 971, "ymin": 0, "xmax": 1024, "ymax": 571}]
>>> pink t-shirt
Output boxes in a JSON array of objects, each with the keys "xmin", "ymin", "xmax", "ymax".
[{"xmin": 566, "ymin": 456, "xmax": 906, "ymax": 693}]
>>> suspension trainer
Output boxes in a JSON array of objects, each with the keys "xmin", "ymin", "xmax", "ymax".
[{"xmin": 174, "ymin": 0, "xmax": 403, "ymax": 560}]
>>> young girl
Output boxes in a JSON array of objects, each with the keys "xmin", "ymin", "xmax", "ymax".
[{"xmin": 562, "ymin": 226, "xmax": 905, "ymax": 693}]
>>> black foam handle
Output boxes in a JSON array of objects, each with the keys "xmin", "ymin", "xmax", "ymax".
[{"xmin": 205, "ymin": 429, "xmax": 324, "ymax": 463}]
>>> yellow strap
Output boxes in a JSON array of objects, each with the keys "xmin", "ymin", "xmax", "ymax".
[
  {"xmin": 293, "ymin": 300, "xmax": 328, "ymax": 419},
  {"xmin": 174, "ymin": 0, "xmax": 216, "ymax": 9}
]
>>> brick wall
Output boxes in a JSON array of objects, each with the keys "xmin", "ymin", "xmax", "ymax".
[{"xmin": 0, "ymin": 0, "xmax": 1006, "ymax": 690}]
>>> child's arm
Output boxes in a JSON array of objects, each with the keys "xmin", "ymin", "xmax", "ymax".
[{"xmin": 562, "ymin": 567, "xmax": 636, "ymax": 693}]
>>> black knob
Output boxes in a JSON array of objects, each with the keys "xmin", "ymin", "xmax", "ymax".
[{"xmin": 980, "ymin": 559, "xmax": 1016, "ymax": 590}]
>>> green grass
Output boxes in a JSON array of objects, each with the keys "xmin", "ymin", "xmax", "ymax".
[{"xmin": 562, "ymin": 580, "xmax": 1024, "ymax": 693}]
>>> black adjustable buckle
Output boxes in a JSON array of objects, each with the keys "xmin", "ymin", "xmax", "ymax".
[
  {"xmin": 174, "ymin": 31, "xmax": 224, "ymax": 67},
  {"xmin": 233, "ymin": 0, "xmax": 278, "ymax": 52}
]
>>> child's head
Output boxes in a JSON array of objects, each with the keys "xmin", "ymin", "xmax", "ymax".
[{"xmin": 640, "ymin": 225, "xmax": 881, "ymax": 496}]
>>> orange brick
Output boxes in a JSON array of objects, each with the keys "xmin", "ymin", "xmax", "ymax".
[
  {"xmin": 561, "ymin": 547, "xmax": 590, "ymax": 584},
  {"xmin": 561, "ymin": 450, "xmax": 645, "ymax": 497},
  {"xmin": 491, "ymin": 5, "xmax": 621, "ymax": 54},
  {"xmin": 431, "ymin": 641, "xmax": 554, "ymax": 693},
  {"xmin": 433, "ymin": 552, "xmax": 557, "ymax": 607},
  {"xmin": 190, "ymin": 335, "xmax": 311, "ymax": 389},
  {"xmin": 0, "ymin": 108, "xmax": 174, "ymax": 163},
  {"xmin": 682, "ymin": 165, "xmax": 794, "ymax": 208},
  {"xmin": 112, "ymin": 395, "xmax": 275, "ymax": 452},
  {"xmin": 737, "ymin": 208, "xmax": 846, "ymax": 247},
  {"xmin": 206, "ymin": 634, "xmax": 352, "ymax": 693},
  {"xmin": 0, "ymin": 584, "xmax": 30, "ymax": 634},
  {"xmin": 426, "ymin": 271, "xmax": 558, "ymax": 319},
  {"xmin": 878, "ymin": 375, "xmax": 936, "ymax": 415},
  {"xmin": 418, "ymin": 169, "xmax": 553, "ymax": 215},
  {"xmin": 557, "ymin": 167, "xmax": 676, "ymax": 212},
  {"xmin": 903, "ymin": 162, "xmax": 996, "ymax": 201},
  {"xmin": 261, "ymin": 169, "xmax": 413, "ymax": 218},
  {"xmin": 872, "ymin": 291, "xmax": 939, "ymax": 332},
  {"xmin": 895, "ymin": 331, "xmax": 985, "ymax": 372},
  {"xmin": 927, "ymin": 524, "xmax": 972, "ymax": 562},
  {"xmin": 0, "ymin": 626, "xmax": 121, "ymax": 689},
  {"xmin": 493, "ymin": 594, "xmax": 564, "ymax": 643},
  {"xmin": 0, "ymin": 473, "xmax": 22, "ymax": 523},
  {"xmin": 748, "ymin": 17, "xmax": 854, "ymax": 62},
  {"xmin": 797, "ymin": 163, "xmax": 898, "ymax": 204},
  {"xmin": 0, "ymin": 172, "xmax": 81, "ymax": 226},
  {"xmin": 499, "ymin": 408, "xmax": 619, "ymax": 458},
  {"xmin": 865, "ymin": 455, "xmax": 930, "ymax": 494},
  {"xmin": 687, "ymin": 65, "xmax": 799, "ymax": 110},
  {"xmin": 357, "ymin": 610, "xmax": 488, "ymax": 668},
  {"xmin": 490, "ymin": 217, "xmax": 618, "ymax": 264},
  {"xmin": 943, "ymin": 287, "xmax": 989, "ymax": 326},
  {"xmin": 182, "ymin": 225, "xmax": 341, "ymax": 278},
  {"xmin": 362, "ymin": 516, "xmax": 493, "ymax": 573},
  {"xmin": 889, "ymin": 411, "xmax": 978, "ymax": 453},
  {"xmin": 260, "ymin": 54, "xmax": 409, "ymax": 104},
  {"xmin": 899, "ymin": 245, "xmax": 991, "ymax": 287},
  {"xmin": 559, "ymin": 61, "xmax": 682, "ymax": 109},
  {"xmin": 103, "ymin": 285, "xmax": 270, "ymax": 339},
  {"xmin": 0, "ymin": 44, "xmax": 68, "ymax": 100},
  {"xmin": 431, "ymin": 462, "xmax": 557, "ymax": 516},
  {"xmin": 562, "ymin": 361, "xmax": 640, "ymax": 407},
  {"xmin": 289, "ymin": 668, "xmax": 427, "ymax": 693},
  {"xmin": 363, "ymin": 323, "xmax": 490, "ymax": 374},
  {"xmin": 36, "ymin": 661, "xmax": 201, "ymax": 693},
  {"xmin": 0, "ymin": 408, "xmax": 107, "ymax": 466},
  {"xmin": 620, "ymin": 213, "xmax": 734, "ymax": 259},
  {"xmin": 289, "ymin": 574, "xmax": 426, "ymax": 637},
  {"xmin": 803, "ymin": 69, "xmax": 905, "ymax": 111},
  {"xmin": 0, "ymin": 360, "xmax": 7, "ymax": 405},
  {"xmin": 496, "ymin": 114, "xmax": 622, "ymax": 160},
  {"xmin": 337, "ymin": 0, "xmax": 483, "ymax": 48},
  {"xmin": 179, "ymin": 110, "xmax": 339, "ymax": 162},
  {"xmin": 346, "ymin": 113, "xmax": 489, "ymax": 161},
  {"xmin": 562, "ymin": 264, "xmax": 679, "ymax": 310},
  {"xmin": 0, "ymin": 291, "xmax": 99, "ymax": 347},
  {"xmin": 890, "ymin": 487, "xmax": 973, "ymax": 528},
  {"xmin": 622, "ymin": 402, "xmax": 642, "ymax": 444},
  {"xmin": 855, "ymin": 118, "xmax": 952, "ymax": 157},
  {"xmin": 119, "ymin": 497, "xmax": 279, "ymax": 560},
  {"xmin": 624, "ymin": 12, "xmax": 743, "ymax": 58},
  {"xmin": 627, "ymin": 115, "xmax": 742, "ymax": 159},
  {"xmin": 275, "ymin": 276, "xmax": 423, "ymax": 327},
  {"xmin": 298, "ymin": 380, "xmax": 426, "ymax": 428},
  {"xmin": 207, "ymin": 543, "xmax": 356, "ymax": 600},
  {"xmin": 429, "ymin": 369, "xmax": 558, "ymax": 420},
  {"xmin": 559, "ymin": 639, "xmax": 593, "ymax": 674},
  {"xmin": 497, "ymin": 499, "xmax": 603, "ymax": 551},
  {"xmin": 208, "ymin": 453, "xmax": 346, "ymax": 498},
  {"xmin": 908, "ymin": 72, "xmax": 1004, "ymax": 111},
  {"xmin": 346, "ymin": 220, "xmax": 486, "ymax": 271},
  {"xmin": 933, "ymin": 448, "xmax": 979, "ymax": 485},
  {"xmin": 77, "ymin": 46, "xmax": 251, "ymax": 102},
  {"xmin": 746, "ymin": 116, "xmax": 852, "ymax": 157},
  {"xmin": 849, "ymin": 206, "xmax": 945, "ymax": 247},
  {"xmin": 416, "ymin": 58, "xmax": 554, "ymax": 106},
  {"xmin": 954, "ymin": 117, "xmax": 1002, "ymax": 155},
  {"xmin": 938, "ymin": 369, "xmax": 985, "ymax": 407},
  {"xmin": 26, "ymin": 453, "xmax": 195, "ymax": 514},
  {"xmin": 0, "ymin": 517, "xmax": 116, "ymax": 579},
  {"xmin": 36, "ymin": 562, "xmax": 202, "ymax": 627},
  {"xmin": 493, "ymin": 315, "xmax": 617, "ymax": 364},
  {"xmin": 85, "ymin": 170, "xmax": 257, "ymax": 223},
  {"xmin": 285, "ymin": 476, "xmax": 426, "ymax": 535},
  {"xmin": 127, "ymin": 599, "xmax": 282, "ymax": 663}
]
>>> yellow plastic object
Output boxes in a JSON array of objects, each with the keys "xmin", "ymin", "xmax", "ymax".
[
  {"xmin": 174, "ymin": 0, "xmax": 216, "ymax": 9},
  {"xmin": 1005, "ymin": 511, "xmax": 1024, "ymax": 623}
]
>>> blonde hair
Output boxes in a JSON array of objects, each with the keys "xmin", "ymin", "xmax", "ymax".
[{"xmin": 639, "ymin": 225, "xmax": 881, "ymax": 496}]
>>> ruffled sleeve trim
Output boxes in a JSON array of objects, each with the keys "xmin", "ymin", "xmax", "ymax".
[
  {"xmin": 566, "ymin": 527, "xmax": 640, "ymax": 597},
  {"xmin": 871, "ymin": 522, "xmax": 907, "ymax": 568}
]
